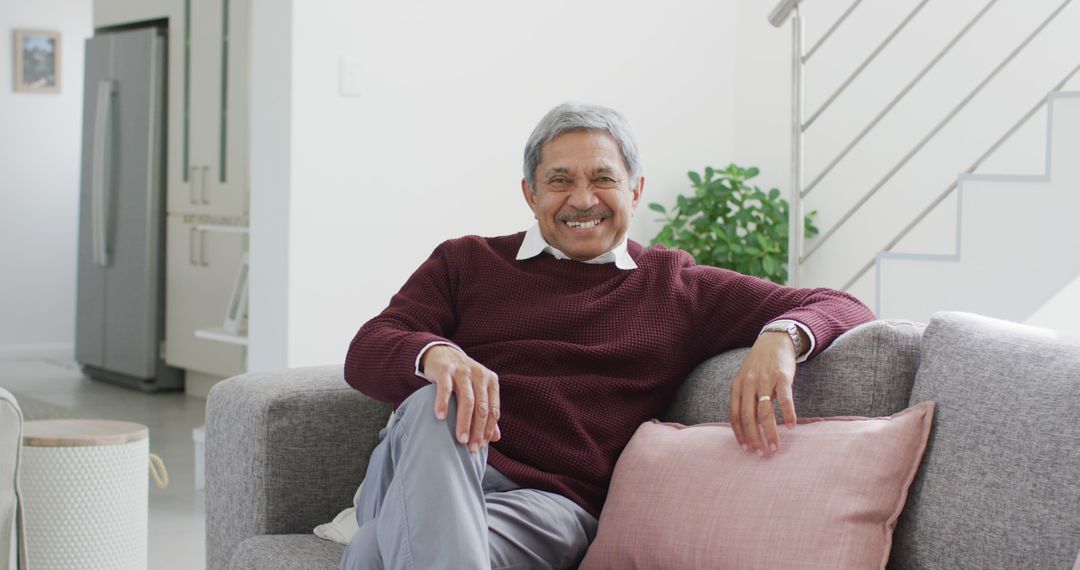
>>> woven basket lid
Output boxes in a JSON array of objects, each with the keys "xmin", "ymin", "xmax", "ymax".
[{"xmin": 22, "ymin": 419, "xmax": 148, "ymax": 447}]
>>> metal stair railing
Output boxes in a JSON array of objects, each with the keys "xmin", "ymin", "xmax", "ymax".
[
  {"xmin": 801, "ymin": 0, "xmax": 999, "ymax": 199},
  {"xmin": 771, "ymin": 0, "xmax": 1076, "ymax": 288},
  {"xmin": 802, "ymin": 0, "xmax": 930, "ymax": 132}
]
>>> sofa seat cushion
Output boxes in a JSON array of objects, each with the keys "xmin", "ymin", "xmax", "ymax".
[
  {"xmin": 664, "ymin": 320, "xmax": 925, "ymax": 426},
  {"xmin": 893, "ymin": 312, "xmax": 1080, "ymax": 569},
  {"xmin": 581, "ymin": 402, "xmax": 934, "ymax": 570},
  {"xmin": 229, "ymin": 534, "xmax": 343, "ymax": 570}
]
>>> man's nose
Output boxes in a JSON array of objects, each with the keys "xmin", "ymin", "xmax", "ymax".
[{"xmin": 567, "ymin": 184, "xmax": 600, "ymax": 210}]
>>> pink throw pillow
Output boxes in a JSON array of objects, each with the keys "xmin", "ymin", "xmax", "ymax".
[{"xmin": 580, "ymin": 401, "xmax": 934, "ymax": 570}]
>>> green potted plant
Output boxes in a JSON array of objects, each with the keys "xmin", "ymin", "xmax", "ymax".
[{"xmin": 648, "ymin": 164, "xmax": 818, "ymax": 285}]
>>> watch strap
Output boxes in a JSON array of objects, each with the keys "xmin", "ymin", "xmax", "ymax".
[{"xmin": 759, "ymin": 321, "xmax": 803, "ymax": 356}]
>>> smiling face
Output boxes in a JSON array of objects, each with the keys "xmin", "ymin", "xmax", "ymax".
[{"xmin": 521, "ymin": 130, "xmax": 644, "ymax": 261}]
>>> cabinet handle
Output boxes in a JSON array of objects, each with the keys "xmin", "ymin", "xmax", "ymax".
[
  {"xmin": 200, "ymin": 229, "xmax": 209, "ymax": 266},
  {"xmin": 190, "ymin": 166, "xmax": 199, "ymax": 205},
  {"xmin": 201, "ymin": 166, "xmax": 210, "ymax": 205},
  {"xmin": 189, "ymin": 226, "xmax": 197, "ymax": 265}
]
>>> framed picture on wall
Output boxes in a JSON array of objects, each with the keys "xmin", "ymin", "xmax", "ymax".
[{"xmin": 13, "ymin": 29, "xmax": 61, "ymax": 93}]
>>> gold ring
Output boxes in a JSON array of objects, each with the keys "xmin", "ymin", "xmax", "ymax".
[{"xmin": 758, "ymin": 395, "xmax": 771, "ymax": 402}]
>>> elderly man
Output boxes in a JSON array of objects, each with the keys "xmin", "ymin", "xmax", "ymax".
[{"xmin": 341, "ymin": 103, "xmax": 874, "ymax": 570}]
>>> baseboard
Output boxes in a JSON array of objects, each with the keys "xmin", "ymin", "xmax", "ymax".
[{"xmin": 0, "ymin": 343, "xmax": 74, "ymax": 361}]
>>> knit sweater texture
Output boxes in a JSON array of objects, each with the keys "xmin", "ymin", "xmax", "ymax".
[{"xmin": 345, "ymin": 232, "xmax": 874, "ymax": 517}]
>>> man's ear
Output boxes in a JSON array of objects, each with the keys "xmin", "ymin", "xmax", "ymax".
[
  {"xmin": 630, "ymin": 176, "xmax": 645, "ymax": 210},
  {"xmin": 521, "ymin": 178, "xmax": 538, "ymax": 217}
]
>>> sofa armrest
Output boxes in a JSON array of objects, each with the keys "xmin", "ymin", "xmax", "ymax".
[{"xmin": 205, "ymin": 365, "xmax": 391, "ymax": 570}]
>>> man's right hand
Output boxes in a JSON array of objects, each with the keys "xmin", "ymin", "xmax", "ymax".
[{"xmin": 421, "ymin": 345, "xmax": 501, "ymax": 453}]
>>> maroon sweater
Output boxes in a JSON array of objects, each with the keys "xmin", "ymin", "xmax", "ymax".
[{"xmin": 345, "ymin": 233, "xmax": 873, "ymax": 517}]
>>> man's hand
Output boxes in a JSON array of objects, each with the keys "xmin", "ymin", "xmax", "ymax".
[
  {"xmin": 729, "ymin": 332, "xmax": 799, "ymax": 456},
  {"xmin": 421, "ymin": 345, "xmax": 502, "ymax": 453}
]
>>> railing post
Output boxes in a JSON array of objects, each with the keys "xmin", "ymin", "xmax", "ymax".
[{"xmin": 789, "ymin": 6, "xmax": 805, "ymax": 287}]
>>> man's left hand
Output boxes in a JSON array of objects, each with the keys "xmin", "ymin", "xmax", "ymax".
[{"xmin": 729, "ymin": 332, "xmax": 799, "ymax": 456}]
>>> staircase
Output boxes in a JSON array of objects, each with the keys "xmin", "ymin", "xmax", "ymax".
[
  {"xmin": 770, "ymin": 0, "xmax": 1080, "ymax": 332},
  {"xmin": 876, "ymin": 92, "xmax": 1080, "ymax": 323}
]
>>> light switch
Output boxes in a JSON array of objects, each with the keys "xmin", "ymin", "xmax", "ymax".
[{"xmin": 339, "ymin": 56, "xmax": 363, "ymax": 97}]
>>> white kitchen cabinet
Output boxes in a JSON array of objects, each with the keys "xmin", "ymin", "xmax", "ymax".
[
  {"xmin": 164, "ymin": 215, "xmax": 246, "ymax": 378},
  {"xmin": 94, "ymin": 0, "xmax": 254, "ymax": 384},
  {"xmin": 168, "ymin": 0, "xmax": 249, "ymax": 217},
  {"xmin": 162, "ymin": 0, "xmax": 251, "ymax": 382}
]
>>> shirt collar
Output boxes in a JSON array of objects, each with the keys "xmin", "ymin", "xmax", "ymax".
[{"xmin": 515, "ymin": 222, "xmax": 638, "ymax": 270}]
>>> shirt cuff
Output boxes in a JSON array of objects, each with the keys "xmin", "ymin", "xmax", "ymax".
[
  {"xmin": 415, "ymin": 341, "xmax": 463, "ymax": 382},
  {"xmin": 763, "ymin": 319, "xmax": 816, "ymax": 363}
]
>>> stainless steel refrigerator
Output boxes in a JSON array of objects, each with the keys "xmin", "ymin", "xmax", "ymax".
[{"xmin": 75, "ymin": 26, "xmax": 182, "ymax": 391}]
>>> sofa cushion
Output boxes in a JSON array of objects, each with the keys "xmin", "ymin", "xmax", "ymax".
[
  {"xmin": 664, "ymin": 319, "xmax": 924, "ymax": 425},
  {"xmin": 892, "ymin": 312, "xmax": 1080, "ymax": 569},
  {"xmin": 580, "ymin": 402, "xmax": 934, "ymax": 570},
  {"xmin": 229, "ymin": 534, "xmax": 344, "ymax": 570}
]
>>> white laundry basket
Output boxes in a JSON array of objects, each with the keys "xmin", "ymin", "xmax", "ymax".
[{"xmin": 21, "ymin": 420, "xmax": 154, "ymax": 570}]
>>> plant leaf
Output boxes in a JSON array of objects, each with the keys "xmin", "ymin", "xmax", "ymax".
[
  {"xmin": 763, "ymin": 255, "xmax": 778, "ymax": 275},
  {"xmin": 648, "ymin": 163, "xmax": 813, "ymax": 280}
]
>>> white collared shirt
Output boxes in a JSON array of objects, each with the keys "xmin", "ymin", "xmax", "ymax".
[
  {"xmin": 514, "ymin": 222, "xmax": 638, "ymax": 269},
  {"xmin": 415, "ymin": 225, "xmax": 815, "ymax": 377}
]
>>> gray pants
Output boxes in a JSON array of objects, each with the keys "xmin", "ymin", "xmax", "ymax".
[{"xmin": 341, "ymin": 384, "xmax": 598, "ymax": 570}]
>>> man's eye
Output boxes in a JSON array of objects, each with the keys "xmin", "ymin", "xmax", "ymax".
[{"xmin": 594, "ymin": 177, "xmax": 618, "ymax": 187}]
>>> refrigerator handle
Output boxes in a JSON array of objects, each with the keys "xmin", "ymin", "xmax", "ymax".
[{"xmin": 90, "ymin": 80, "xmax": 116, "ymax": 267}]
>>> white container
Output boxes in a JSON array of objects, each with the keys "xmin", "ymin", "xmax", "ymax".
[
  {"xmin": 193, "ymin": 425, "xmax": 205, "ymax": 491},
  {"xmin": 21, "ymin": 419, "xmax": 150, "ymax": 570}
]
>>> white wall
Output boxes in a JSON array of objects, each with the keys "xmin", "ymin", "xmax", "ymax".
[
  {"xmin": 1026, "ymin": 274, "xmax": 1080, "ymax": 337},
  {"xmin": 250, "ymin": 0, "xmax": 739, "ymax": 370},
  {"xmin": 246, "ymin": 1, "xmax": 292, "ymax": 373},
  {"xmin": 0, "ymin": 1, "xmax": 92, "ymax": 358}
]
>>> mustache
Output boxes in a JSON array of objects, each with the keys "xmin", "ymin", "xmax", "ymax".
[{"xmin": 556, "ymin": 209, "xmax": 613, "ymax": 222}]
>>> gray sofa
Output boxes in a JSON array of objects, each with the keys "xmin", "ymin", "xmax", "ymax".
[
  {"xmin": 206, "ymin": 312, "xmax": 1080, "ymax": 569},
  {"xmin": 1, "ymin": 388, "xmax": 27, "ymax": 570}
]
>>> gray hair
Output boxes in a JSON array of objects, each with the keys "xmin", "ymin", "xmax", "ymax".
[{"xmin": 522, "ymin": 103, "xmax": 641, "ymax": 191}]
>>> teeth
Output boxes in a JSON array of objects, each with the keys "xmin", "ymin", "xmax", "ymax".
[{"xmin": 566, "ymin": 219, "xmax": 601, "ymax": 228}]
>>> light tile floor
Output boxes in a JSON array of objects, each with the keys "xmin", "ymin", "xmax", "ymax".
[{"xmin": 1, "ymin": 357, "xmax": 206, "ymax": 570}]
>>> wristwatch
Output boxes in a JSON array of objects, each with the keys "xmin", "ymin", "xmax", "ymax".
[{"xmin": 759, "ymin": 321, "xmax": 803, "ymax": 357}]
